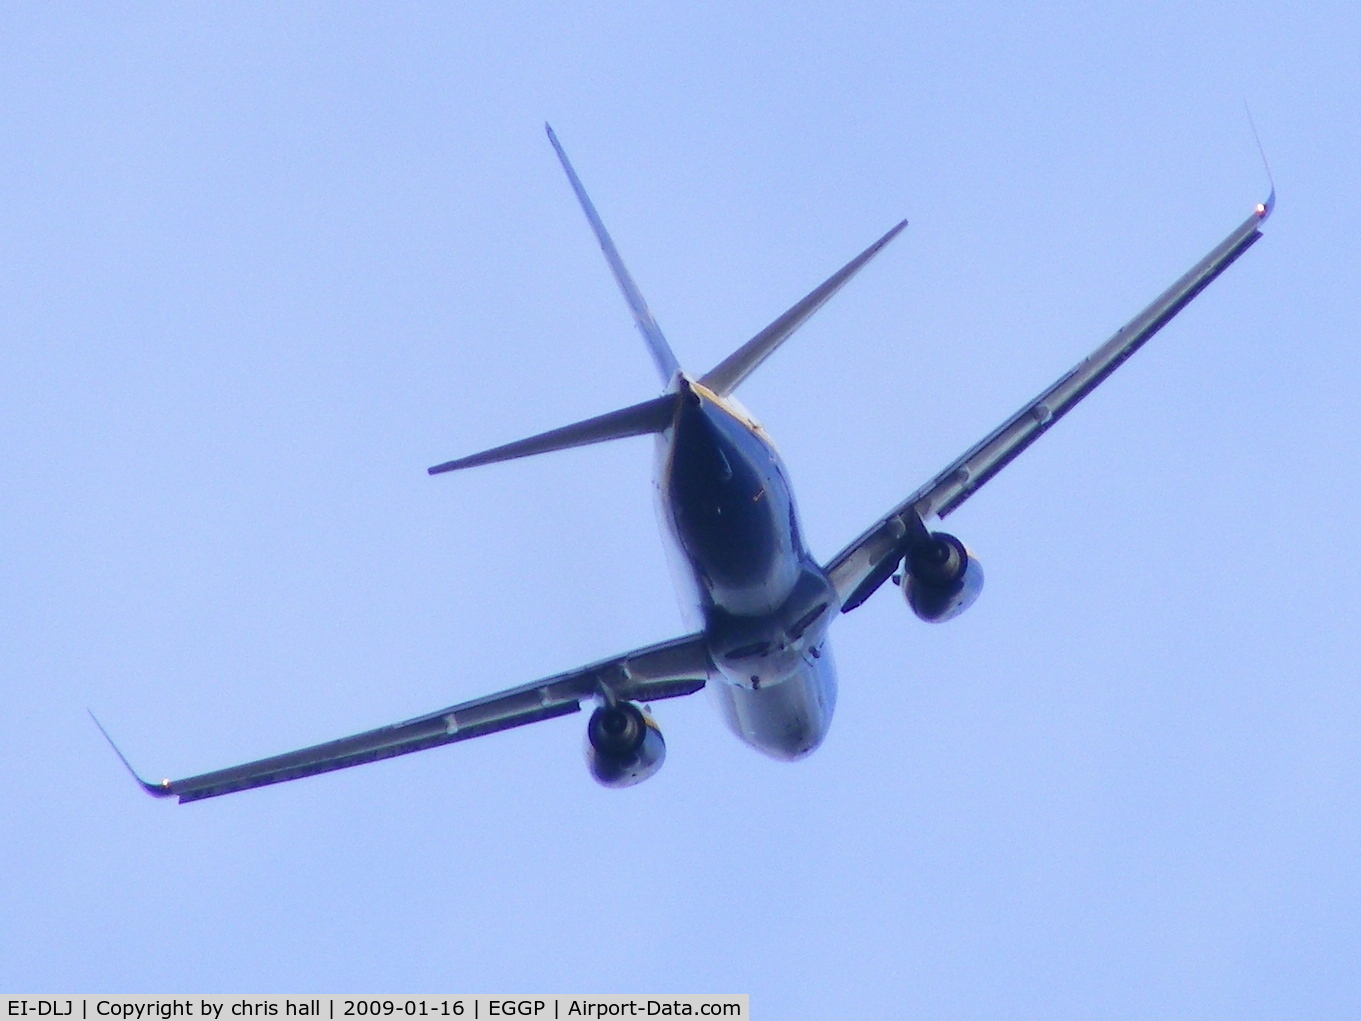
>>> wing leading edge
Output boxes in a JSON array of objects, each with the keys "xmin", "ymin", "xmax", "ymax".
[
  {"xmin": 106, "ymin": 634, "xmax": 714, "ymax": 803},
  {"xmin": 827, "ymin": 193, "xmax": 1274, "ymax": 611}
]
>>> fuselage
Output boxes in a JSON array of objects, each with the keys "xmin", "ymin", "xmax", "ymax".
[{"xmin": 654, "ymin": 378, "xmax": 838, "ymax": 760}]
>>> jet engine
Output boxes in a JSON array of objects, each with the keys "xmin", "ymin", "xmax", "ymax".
[
  {"xmin": 585, "ymin": 701, "xmax": 666, "ymax": 788},
  {"xmin": 901, "ymin": 531, "xmax": 984, "ymax": 623}
]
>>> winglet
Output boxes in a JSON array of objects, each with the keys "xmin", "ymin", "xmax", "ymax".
[
  {"xmin": 545, "ymin": 124, "xmax": 682, "ymax": 387},
  {"xmin": 88, "ymin": 710, "xmax": 173, "ymax": 798},
  {"xmin": 1244, "ymin": 103, "xmax": 1276, "ymax": 221}
]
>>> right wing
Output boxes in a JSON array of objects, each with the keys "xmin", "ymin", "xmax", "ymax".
[
  {"xmin": 827, "ymin": 192, "xmax": 1274, "ymax": 612},
  {"xmin": 101, "ymin": 633, "xmax": 714, "ymax": 803}
]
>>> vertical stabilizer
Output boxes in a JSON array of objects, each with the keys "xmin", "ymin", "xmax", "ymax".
[{"xmin": 546, "ymin": 124, "xmax": 682, "ymax": 387}]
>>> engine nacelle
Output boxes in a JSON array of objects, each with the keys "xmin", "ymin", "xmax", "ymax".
[
  {"xmin": 585, "ymin": 701, "xmax": 666, "ymax": 788},
  {"xmin": 902, "ymin": 531, "xmax": 984, "ymax": 623}
]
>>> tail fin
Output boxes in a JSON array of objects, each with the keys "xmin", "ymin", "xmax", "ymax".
[
  {"xmin": 700, "ymin": 220, "xmax": 906, "ymax": 396},
  {"xmin": 429, "ymin": 392, "xmax": 679, "ymax": 475},
  {"xmin": 546, "ymin": 124, "xmax": 682, "ymax": 387}
]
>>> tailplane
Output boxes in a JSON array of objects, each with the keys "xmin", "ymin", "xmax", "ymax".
[
  {"xmin": 545, "ymin": 125, "xmax": 905, "ymax": 398},
  {"xmin": 700, "ymin": 219, "xmax": 906, "ymax": 396},
  {"xmin": 429, "ymin": 392, "xmax": 680, "ymax": 475},
  {"xmin": 434, "ymin": 132, "xmax": 906, "ymax": 475}
]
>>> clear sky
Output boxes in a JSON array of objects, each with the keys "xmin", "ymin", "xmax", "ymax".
[{"xmin": 2, "ymin": 2, "xmax": 1359, "ymax": 1015}]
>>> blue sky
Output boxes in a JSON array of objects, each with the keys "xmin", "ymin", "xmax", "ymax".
[{"xmin": 2, "ymin": 2, "xmax": 1359, "ymax": 1015}]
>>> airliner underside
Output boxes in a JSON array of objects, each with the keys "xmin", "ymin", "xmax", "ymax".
[{"xmin": 98, "ymin": 127, "xmax": 1273, "ymax": 802}]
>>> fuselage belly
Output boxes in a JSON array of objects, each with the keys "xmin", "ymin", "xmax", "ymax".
[{"xmin": 655, "ymin": 380, "xmax": 838, "ymax": 760}]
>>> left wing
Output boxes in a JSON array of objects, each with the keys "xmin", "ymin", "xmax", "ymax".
[
  {"xmin": 828, "ymin": 193, "xmax": 1274, "ymax": 612},
  {"xmin": 99, "ymin": 633, "xmax": 713, "ymax": 803}
]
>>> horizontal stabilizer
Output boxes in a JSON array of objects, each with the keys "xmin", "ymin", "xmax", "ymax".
[
  {"xmin": 429, "ymin": 392, "xmax": 680, "ymax": 475},
  {"xmin": 700, "ymin": 220, "xmax": 906, "ymax": 396}
]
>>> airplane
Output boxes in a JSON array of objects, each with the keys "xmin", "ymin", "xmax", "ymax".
[{"xmin": 95, "ymin": 125, "xmax": 1274, "ymax": 802}]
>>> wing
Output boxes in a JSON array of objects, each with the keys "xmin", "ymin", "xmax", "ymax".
[
  {"xmin": 827, "ymin": 193, "xmax": 1274, "ymax": 612},
  {"xmin": 104, "ymin": 633, "xmax": 713, "ymax": 803}
]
